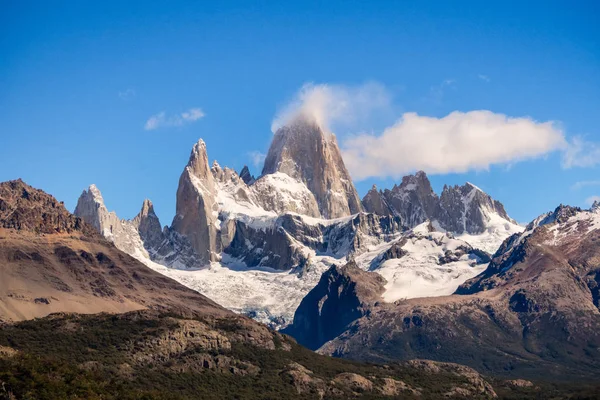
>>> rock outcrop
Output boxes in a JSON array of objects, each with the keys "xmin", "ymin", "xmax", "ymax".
[
  {"xmin": 283, "ymin": 261, "xmax": 386, "ymax": 350},
  {"xmin": 262, "ymin": 115, "xmax": 362, "ymax": 218},
  {"xmin": 75, "ymin": 185, "xmax": 204, "ymax": 269},
  {"xmin": 0, "ymin": 179, "xmax": 95, "ymax": 236},
  {"xmin": 381, "ymin": 171, "xmax": 440, "ymax": 227},
  {"xmin": 171, "ymin": 139, "xmax": 221, "ymax": 264},
  {"xmin": 131, "ymin": 199, "xmax": 163, "ymax": 251},
  {"xmin": 238, "ymin": 165, "xmax": 255, "ymax": 185},
  {"xmin": 362, "ymin": 171, "xmax": 518, "ymax": 235},
  {"xmin": 361, "ymin": 185, "xmax": 390, "ymax": 216},
  {"xmin": 437, "ymin": 182, "xmax": 515, "ymax": 234}
]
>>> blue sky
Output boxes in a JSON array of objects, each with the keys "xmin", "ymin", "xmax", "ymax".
[{"xmin": 1, "ymin": 0, "xmax": 599, "ymax": 225}]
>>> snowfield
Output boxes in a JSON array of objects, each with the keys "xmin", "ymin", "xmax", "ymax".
[{"xmin": 132, "ymin": 213, "xmax": 522, "ymax": 328}]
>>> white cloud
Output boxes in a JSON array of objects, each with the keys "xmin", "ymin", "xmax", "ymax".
[
  {"xmin": 271, "ymin": 82, "xmax": 391, "ymax": 133},
  {"xmin": 478, "ymin": 74, "xmax": 490, "ymax": 82},
  {"xmin": 562, "ymin": 136, "xmax": 600, "ymax": 168},
  {"xmin": 248, "ymin": 151, "xmax": 266, "ymax": 169},
  {"xmin": 144, "ymin": 107, "xmax": 205, "ymax": 130},
  {"xmin": 341, "ymin": 110, "xmax": 566, "ymax": 180},
  {"xmin": 118, "ymin": 88, "xmax": 136, "ymax": 100},
  {"xmin": 571, "ymin": 180, "xmax": 600, "ymax": 191},
  {"xmin": 585, "ymin": 195, "xmax": 600, "ymax": 206}
]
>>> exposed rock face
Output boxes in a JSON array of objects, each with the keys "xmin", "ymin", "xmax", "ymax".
[
  {"xmin": 437, "ymin": 182, "xmax": 515, "ymax": 234},
  {"xmin": 131, "ymin": 199, "xmax": 163, "ymax": 251},
  {"xmin": 262, "ymin": 115, "xmax": 362, "ymax": 218},
  {"xmin": 75, "ymin": 185, "xmax": 204, "ymax": 269},
  {"xmin": 225, "ymin": 212, "xmax": 403, "ymax": 271},
  {"xmin": 362, "ymin": 171, "xmax": 518, "ymax": 235},
  {"xmin": 361, "ymin": 185, "xmax": 390, "ymax": 216},
  {"xmin": 238, "ymin": 165, "xmax": 255, "ymax": 185},
  {"xmin": 171, "ymin": 139, "xmax": 221, "ymax": 264},
  {"xmin": 315, "ymin": 204, "xmax": 600, "ymax": 381},
  {"xmin": 381, "ymin": 171, "xmax": 440, "ymax": 227},
  {"xmin": 250, "ymin": 172, "xmax": 321, "ymax": 217},
  {"xmin": 282, "ymin": 261, "xmax": 386, "ymax": 350},
  {"xmin": 0, "ymin": 179, "xmax": 95, "ymax": 236},
  {"xmin": 74, "ymin": 184, "xmax": 143, "ymax": 256}
]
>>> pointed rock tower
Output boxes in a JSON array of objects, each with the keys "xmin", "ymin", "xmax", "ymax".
[
  {"xmin": 361, "ymin": 185, "xmax": 392, "ymax": 216},
  {"xmin": 131, "ymin": 199, "xmax": 164, "ymax": 251},
  {"xmin": 171, "ymin": 139, "xmax": 221, "ymax": 264},
  {"xmin": 74, "ymin": 184, "xmax": 122, "ymax": 238},
  {"xmin": 262, "ymin": 115, "xmax": 362, "ymax": 219},
  {"xmin": 381, "ymin": 171, "xmax": 440, "ymax": 228}
]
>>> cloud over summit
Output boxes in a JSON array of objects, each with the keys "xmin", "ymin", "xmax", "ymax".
[
  {"xmin": 271, "ymin": 82, "xmax": 391, "ymax": 133},
  {"xmin": 341, "ymin": 110, "xmax": 566, "ymax": 180}
]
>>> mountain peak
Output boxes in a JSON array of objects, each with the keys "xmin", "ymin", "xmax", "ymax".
[
  {"xmin": 262, "ymin": 115, "xmax": 361, "ymax": 218},
  {"xmin": 140, "ymin": 198, "xmax": 155, "ymax": 217},
  {"xmin": 187, "ymin": 139, "xmax": 212, "ymax": 180},
  {"xmin": 86, "ymin": 184, "xmax": 104, "ymax": 204},
  {"xmin": 464, "ymin": 182, "xmax": 482, "ymax": 192},
  {"xmin": 239, "ymin": 165, "xmax": 255, "ymax": 185}
]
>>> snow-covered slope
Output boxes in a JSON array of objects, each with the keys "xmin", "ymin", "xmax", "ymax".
[{"xmin": 353, "ymin": 222, "xmax": 493, "ymax": 302}]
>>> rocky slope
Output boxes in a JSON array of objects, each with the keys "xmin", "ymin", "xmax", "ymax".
[
  {"xmin": 0, "ymin": 179, "xmax": 227, "ymax": 322},
  {"xmin": 291, "ymin": 204, "xmax": 600, "ymax": 380},
  {"xmin": 0, "ymin": 310, "xmax": 515, "ymax": 399}
]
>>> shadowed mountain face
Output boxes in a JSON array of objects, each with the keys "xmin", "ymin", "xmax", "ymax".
[
  {"xmin": 282, "ymin": 261, "xmax": 386, "ymax": 350},
  {"xmin": 287, "ymin": 204, "xmax": 600, "ymax": 381}
]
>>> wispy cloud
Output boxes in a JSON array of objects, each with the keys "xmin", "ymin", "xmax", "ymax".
[
  {"xmin": 562, "ymin": 136, "xmax": 600, "ymax": 168},
  {"xmin": 341, "ymin": 110, "xmax": 566, "ymax": 180},
  {"xmin": 248, "ymin": 151, "xmax": 266, "ymax": 169},
  {"xmin": 426, "ymin": 79, "xmax": 456, "ymax": 105},
  {"xmin": 144, "ymin": 107, "xmax": 205, "ymax": 131},
  {"xmin": 118, "ymin": 88, "xmax": 136, "ymax": 100},
  {"xmin": 585, "ymin": 195, "xmax": 600, "ymax": 206},
  {"xmin": 571, "ymin": 180, "xmax": 600, "ymax": 191},
  {"xmin": 271, "ymin": 82, "xmax": 392, "ymax": 133},
  {"xmin": 478, "ymin": 74, "xmax": 490, "ymax": 82}
]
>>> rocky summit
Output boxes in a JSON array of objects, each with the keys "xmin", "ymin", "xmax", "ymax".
[
  {"xmin": 362, "ymin": 171, "xmax": 517, "ymax": 235},
  {"xmin": 263, "ymin": 114, "xmax": 362, "ymax": 219}
]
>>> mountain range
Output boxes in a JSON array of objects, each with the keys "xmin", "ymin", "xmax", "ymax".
[
  {"xmin": 2, "ymin": 113, "xmax": 599, "ymax": 397},
  {"xmin": 72, "ymin": 114, "xmax": 523, "ymax": 329}
]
